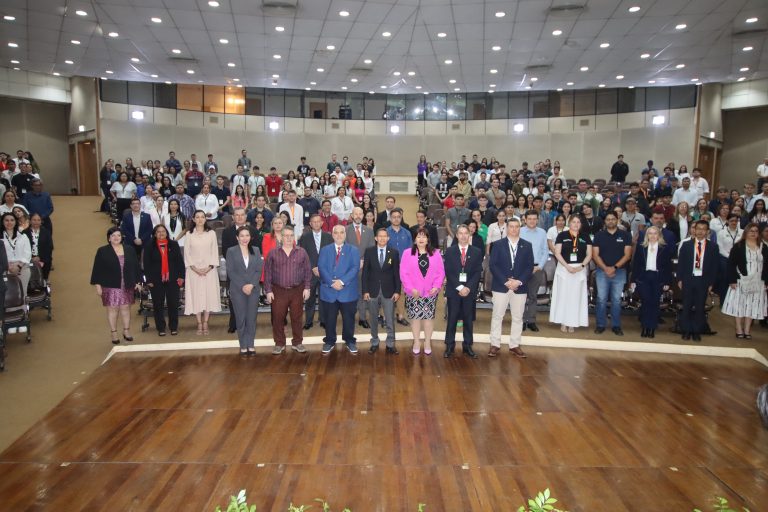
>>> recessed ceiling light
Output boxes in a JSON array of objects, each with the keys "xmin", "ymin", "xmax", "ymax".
[
  {"xmin": 131, "ymin": 57, "xmax": 140, "ymax": 63},
  {"xmin": 492, "ymin": 45, "xmax": 501, "ymax": 51},
  {"xmin": 197, "ymin": 80, "xmax": 204, "ymax": 83},
  {"xmin": 675, "ymin": 23, "xmax": 686, "ymax": 30},
  {"xmin": 488, "ymin": 89, "xmax": 494, "ymax": 93},
  {"xmin": 437, "ymin": 32, "xmax": 447, "ymax": 38},
  {"xmin": 13, "ymin": 67, "xmax": 19, "ymax": 71},
  {"xmin": 165, "ymin": 81, "xmax": 171, "ymax": 84},
  {"xmin": 407, "ymin": 71, "xmax": 415, "ymax": 76},
  {"xmin": 495, "ymin": 11, "xmax": 505, "ymax": 18},
  {"xmin": 746, "ymin": 17, "xmax": 758, "ymax": 23},
  {"xmin": 151, "ymin": 74, "xmax": 158, "ymax": 78},
  {"xmin": 740, "ymin": 66, "xmax": 750, "ymax": 72},
  {"xmin": 275, "ymin": 26, "xmax": 285, "ymax": 32},
  {"xmin": 237, "ymin": 84, "xmax": 243, "ymax": 88},
  {"xmin": 272, "ymin": 74, "xmax": 279, "ymax": 78},
  {"xmin": 380, "ymin": 85, "xmax": 387, "ymax": 89},
  {"xmin": 743, "ymin": 46, "xmax": 753, "ymax": 52},
  {"xmin": 232, "ymin": 78, "xmax": 239, "ymax": 82},
  {"xmin": 616, "ymin": 75, "xmax": 624, "ymax": 79},
  {"xmin": 489, "ymin": 69, "xmax": 498, "ymax": 74},
  {"xmin": 600, "ymin": 42, "xmax": 610, "ymax": 48},
  {"xmin": 105, "ymin": 70, "xmax": 113, "ymax": 74},
  {"xmin": 219, "ymin": 38, "xmax": 229, "ymax": 44},
  {"xmin": 640, "ymin": 53, "xmax": 650, "ymax": 59},
  {"xmin": 171, "ymin": 48, "xmax": 181, "ymax": 54},
  {"xmin": 326, "ymin": 44, "xmax": 335, "ymax": 50},
  {"xmin": 341, "ymin": 86, "xmax": 348, "ymax": 90},
  {"xmin": 151, "ymin": 17, "xmax": 162, "ymax": 23},
  {"xmin": 339, "ymin": 10, "xmax": 349, "ymax": 17},
  {"xmin": 525, "ymin": 85, "xmax": 531, "ymax": 90},
  {"xmin": 557, "ymin": 88, "xmax": 563, "ymax": 91},
  {"xmin": 580, "ymin": 66, "xmax": 589, "ymax": 71},
  {"xmin": 273, "ymin": 54, "xmax": 281, "ymax": 59},
  {"xmin": 676, "ymin": 63, "xmax": 685, "ymax": 69},
  {"xmin": 530, "ymin": 77, "xmax": 538, "ymax": 82},
  {"xmin": 10, "ymin": 59, "xmax": 18, "ymax": 64},
  {"xmin": 648, "ymin": 80, "xmax": 656, "ymax": 84},
  {"xmin": 310, "ymin": 81, "xmax": 316, "ymax": 85},
  {"xmin": 227, "ymin": 62, "xmax": 236, "ymax": 67},
  {"xmin": 489, "ymin": 84, "xmax": 496, "ymax": 88},
  {"xmin": 53, "ymin": 72, "xmax": 60, "ymax": 76},
  {"xmin": 364, "ymin": 59, "xmax": 372, "ymax": 64},
  {"xmin": 71, "ymin": 39, "xmax": 81, "ymax": 45},
  {"xmin": 566, "ymin": 81, "xmax": 574, "ymax": 86},
  {"xmin": 208, "ymin": 1, "xmax": 220, "ymax": 6},
  {"xmin": 552, "ymin": 29, "xmax": 562, "ymax": 36},
  {"xmin": 691, "ymin": 78, "xmax": 699, "ymax": 82},
  {"xmin": 382, "ymin": 31, "xmax": 391, "ymax": 37},
  {"xmin": 628, "ymin": 85, "xmax": 635, "ymax": 89},
  {"xmin": 108, "ymin": 32, "xmax": 119, "ymax": 37},
  {"xmin": 305, "ymin": 87, "xmax": 311, "ymax": 91},
  {"xmin": 415, "ymin": 85, "xmax": 422, "ymax": 89},
  {"xmin": 186, "ymin": 69, "xmax": 195, "ymax": 74},
  {"xmin": 75, "ymin": 10, "xmax": 87, "ymax": 16},
  {"xmin": 628, "ymin": 6, "xmax": 641, "ymax": 13},
  {"xmin": 449, "ymin": 79, "xmax": 456, "ymax": 84},
  {"xmin": 7, "ymin": 42, "xmax": 18, "ymax": 48},
  {"xmin": 454, "ymin": 87, "xmax": 460, "ymax": 91},
  {"xmin": 423, "ymin": 91, "xmax": 429, "ymax": 95},
  {"xmin": 369, "ymin": 91, "xmax": 375, "ymax": 94},
  {"xmin": 100, "ymin": 76, "xmax": 107, "ymax": 80},
  {"xmin": 350, "ymin": 78, "xmax": 358, "ymax": 83},
  {"xmin": 317, "ymin": 67, "xmax": 324, "ymax": 72},
  {"xmin": 393, "ymin": 71, "xmax": 401, "ymax": 76},
  {"xmin": 4, "ymin": 15, "xmax": 16, "ymax": 21},
  {"xmin": 737, "ymin": 77, "xmax": 746, "ymax": 81},
  {"xmin": 598, "ymin": 84, "xmax": 606, "ymax": 88},
  {"xmin": 444, "ymin": 59, "xmax": 453, "ymax": 64}
]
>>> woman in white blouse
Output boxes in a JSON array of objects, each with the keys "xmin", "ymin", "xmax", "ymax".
[
  {"xmin": 330, "ymin": 186, "xmax": 354, "ymax": 222},
  {"xmin": 304, "ymin": 168, "xmax": 319, "ymax": 188},
  {"xmin": 149, "ymin": 196, "xmax": 168, "ymax": 227},
  {"xmin": 2, "ymin": 212, "xmax": 31, "ymax": 298},
  {"xmin": 164, "ymin": 198, "xmax": 187, "ymax": 248},
  {"xmin": 485, "ymin": 209, "xmax": 507, "ymax": 255},
  {"xmin": 110, "ymin": 172, "xmax": 137, "ymax": 218},
  {"xmin": 195, "ymin": 183, "xmax": 220, "ymax": 220},
  {"xmin": 0, "ymin": 190, "xmax": 28, "ymax": 216}
]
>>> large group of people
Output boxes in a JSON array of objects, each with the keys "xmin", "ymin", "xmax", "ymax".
[{"xmin": 89, "ymin": 148, "xmax": 768, "ymax": 354}]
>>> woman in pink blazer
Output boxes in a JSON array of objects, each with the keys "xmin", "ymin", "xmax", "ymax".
[{"xmin": 400, "ymin": 227, "xmax": 445, "ymax": 355}]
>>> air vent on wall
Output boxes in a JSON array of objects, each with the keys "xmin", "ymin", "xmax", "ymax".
[
  {"xmin": 451, "ymin": 123, "xmax": 461, "ymax": 130},
  {"xmin": 209, "ymin": 116, "xmax": 219, "ymax": 124},
  {"xmin": 331, "ymin": 122, "xmax": 340, "ymax": 129},
  {"xmin": 580, "ymin": 119, "xmax": 590, "ymax": 127}
]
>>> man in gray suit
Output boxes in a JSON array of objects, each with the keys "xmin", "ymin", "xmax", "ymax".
[
  {"xmin": 345, "ymin": 207, "xmax": 375, "ymax": 328},
  {"xmin": 299, "ymin": 214, "xmax": 333, "ymax": 330}
]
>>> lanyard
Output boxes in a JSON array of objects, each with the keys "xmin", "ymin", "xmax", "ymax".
[
  {"xmin": 570, "ymin": 232, "xmax": 579, "ymax": 253},
  {"xmin": 508, "ymin": 241, "xmax": 518, "ymax": 262},
  {"xmin": 727, "ymin": 230, "xmax": 739, "ymax": 244}
]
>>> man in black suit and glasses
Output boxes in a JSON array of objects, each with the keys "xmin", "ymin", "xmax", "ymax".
[
  {"xmin": 361, "ymin": 228, "xmax": 402, "ymax": 354},
  {"xmin": 298, "ymin": 213, "xmax": 333, "ymax": 329},
  {"xmin": 443, "ymin": 224, "xmax": 484, "ymax": 358},
  {"xmin": 677, "ymin": 219, "xmax": 718, "ymax": 341}
]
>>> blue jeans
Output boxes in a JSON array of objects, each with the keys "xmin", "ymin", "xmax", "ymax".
[{"xmin": 595, "ymin": 268, "xmax": 626, "ymax": 329}]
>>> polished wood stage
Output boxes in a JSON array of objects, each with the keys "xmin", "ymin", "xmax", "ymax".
[{"xmin": 1, "ymin": 346, "xmax": 767, "ymax": 511}]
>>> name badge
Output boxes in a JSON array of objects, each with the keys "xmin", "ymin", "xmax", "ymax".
[
  {"xmin": 459, "ymin": 272, "xmax": 467, "ymax": 283},
  {"xmin": 693, "ymin": 267, "xmax": 703, "ymax": 277},
  {"xmin": 106, "ymin": 181, "xmax": 111, "ymax": 185},
  {"xmin": 569, "ymin": 253, "xmax": 578, "ymax": 262},
  {"xmin": 304, "ymin": 212, "xmax": 309, "ymax": 217},
  {"xmin": 218, "ymin": 199, "xmax": 224, "ymax": 205}
]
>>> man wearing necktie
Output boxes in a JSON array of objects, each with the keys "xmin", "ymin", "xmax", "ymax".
[
  {"xmin": 677, "ymin": 219, "xmax": 718, "ymax": 341},
  {"xmin": 318, "ymin": 225, "xmax": 361, "ymax": 354},
  {"xmin": 298, "ymin": 214, "xmax": 333, "ymax": 330},
  {"xmin": 346, "ymin": 207, "xmax": 375, "ymax": 328},
  {"xmin": 361, "ymin": 228, "xmax": 401, "ymax": 354},
  {"xmin": 443, "ymin": 225, "xmax": 484, "ymax": 358}
]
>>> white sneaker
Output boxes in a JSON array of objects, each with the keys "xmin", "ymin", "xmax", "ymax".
[
  {"xmin": 8, "ymin": 327, "xmax": 17, "ymax": 334},
  {"xmin": 18, "ymin": 326, "xmax": 27, "ymax": 333}
]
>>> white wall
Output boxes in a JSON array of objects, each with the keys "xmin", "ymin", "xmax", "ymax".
[
  {"xmin": 721, "ymin": 106, "xmax": 768, "ymax": 189},
  {"xmin": 100, "ymin": 103, "xmax": 696, "ymax": 187},
  {"xmin": 722, "ymin": 78, "xmax": 768, "ymax": 110},
  {"xmin": 0, "ymin": 67, "xmax": 70, "ymax": 104}
]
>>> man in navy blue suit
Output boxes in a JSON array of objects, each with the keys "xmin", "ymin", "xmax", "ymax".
[
  {"xmin": 444, "ymin": 225, "xmax": 483, "ymax": 358},
  {"xmin": 677, "ymin": 220, "xmax": 718, "ymax": 341},
  {"xmin": 319, "ymin": 224, "xmax": 361, "ymax": 354},
  {"xmin": 120, "ymin": 197, "xmax": 153, "ymax": 260},
  {"xmin": 488, "ymin": 218, "xmax": 534, "ymax": 358}
]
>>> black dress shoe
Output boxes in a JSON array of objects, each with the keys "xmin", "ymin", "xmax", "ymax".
[
  {"xmin": 359, "ymin": 320, "xmax": 370, "ymax": 329},
  {"xmin": 444, "ymin": 345, "xmax": 455, "ymax": 358},
  {"xmin": 692, "ymin": 334, "xmax": 702, "ymax": 342},
  {"xmin": 303, "ymin": 322, "xmax": 313, "ymax": 330},
  {"xmin": 386, "ymin": 346, "xmax": 399, "ymax": 355},
  {"xmin": 369, "ymin": 345, "xmax": 379, "ymax": 354},
  {"xmin": 640, "ymin": 329, "xmax": 647, "ymax": 338},
  {"xmin": 526, "ymin": 323, "xmax": 540, "ymax": 332},
  {"xmin": 649, "ymin": 329, "xmax": 655, "ymax": 338},
  {"xmin": 521, "ymin": 323, "xmax": 527, "ymax": 331},
  {"xmin": 320, "ymin": 322, "xmax": 325, "ymax": 328},
  {"xmin": 612, "ymin": 327, "xmax": 624, "ymax": 336},
  {"xmin": 682, "ymin": 333, "xmax": 691, "ymax": 340},
  {"xmin": 594, "ymin": 327, "xmax": 605, "ymax": 334},
  {"xmin": 396, "ymin": 317, "xmax": 410, "ymax": 326},
  {"xmin": 227, "ymin": 327, "xmax": 237, "ymax": 333},
  {"xmin": 463, "ymin": 347, "xmax": 478, "ymax": 359}
]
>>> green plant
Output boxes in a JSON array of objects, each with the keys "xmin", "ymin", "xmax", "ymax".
[
  {"xmin": 517, "ymin": 488, "xmax": 566, "ymax": 512},
  {"xmin": 215, "ymin": 490, "xmax": 256, "ymax": 512},
  {"xmin": 694, "ymin": 496, "xmax": 751, "ymax": 512}
]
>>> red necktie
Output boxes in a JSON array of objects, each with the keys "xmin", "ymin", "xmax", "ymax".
[
  {"xmin": 355, "ymin": 225, "xmax": 361, "ymax": 244},
  {"xmin": 335, "ymin": 246, "xmax": 341, "ymax": 265},
  {"xmin": 461, "ymin": 247, "xmax": 466, "ymax": 266}
]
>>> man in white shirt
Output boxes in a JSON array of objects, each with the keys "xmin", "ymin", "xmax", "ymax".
[
  {"xmin": 743, "ymin": 182, "xmax": 757, "ymax": 213},
  {"xmin": 195, "ymin": 183, "xmax": 220, "ymax": 220},
  {"xmin": 12, "ymin": 149, "xmax": 29, "ymax": 168},
  {"xmin": 279, "ymin": 189, "xmax": 305, "ymax": 238},
  {"xmin": 672, "ymin": 177, "xmax": 700, "ymax": 206},
  {"xmin": 690, "ymin": 168, "xmax": 710, "ymax": 200},
  {"xmin": 330, "ymin": 186, "xmax": 354, "ymax": 222},
  {"xmin": 756, "ymin": 157, "xmax": 768, "ymax": 189}
]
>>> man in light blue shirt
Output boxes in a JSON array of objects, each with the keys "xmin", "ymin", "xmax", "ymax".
[
  {"xmin": 519, "ymin": 210, "xmax": 549, "ymax": 331},
  {"xmin": 386, "ymin": 208, "xmax": 413, "ymax": 326}
]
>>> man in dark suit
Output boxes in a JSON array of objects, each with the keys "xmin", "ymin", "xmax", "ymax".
[
  {"xmin": 221, "ymin": 207, "xmax": 259, "ymax": 333},
  {"xmin": 361, "ymin": 228, "xmax": 401, "ymax": 354},
  {"xmin": 677, "ymin": 219, "xmax": 718, "ymax": 341},
  {"xmin": 443, "ymin": 225, "xmax": 483, "ymax": 358},
  {"xmin": 120, "ymin": 198, "xmax": 153, "ymax": 260},
  {"xmin": 298, "ymin": 214, "xmax": 333, "ymax": 329},
  {"xmin": 488, "ymin": 218, "xmax": 534, "ymax": 358},
  {"xmin": 410, "ymin": 210, "xmax": 439, "ymax": 249},
  {"xmin": 346, "ymin": 207, "xmax": 375, "ymax": 328}
]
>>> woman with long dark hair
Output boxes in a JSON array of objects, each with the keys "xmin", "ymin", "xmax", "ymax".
[
  {"xmin": 143, "ymin": 224, "xmax": 185, "ymax": 336},
  {"xmin": 723, "ymin": 222, "xmax": 768, "ymax": 339},
  {"xmin": 183, "ymin": 210, "xmax": 221, "ymax": 335},
  {"xmin": 226, "ymin": 226, "xmax": 264, "ymax": 355},
  {"xmin": 2, "ymin": 212, "xmax": 31, "ymax": 299}
]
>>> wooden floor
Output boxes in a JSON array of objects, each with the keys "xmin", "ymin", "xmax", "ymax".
[{"xmin": 1, "ymin": 347, "xmax": 766, "ymax": 511}]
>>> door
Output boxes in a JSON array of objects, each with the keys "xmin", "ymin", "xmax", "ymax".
[
  {"xmin": 68, "ymin": 143, "xmax": 78, "ymax": 194},
  {"xmin": 77, "ymin": 140, "xmax": 98, "ymax": 195},
  {"xmin": 697, "ymin": 145, "xmax": 718, "ymax": 191}
]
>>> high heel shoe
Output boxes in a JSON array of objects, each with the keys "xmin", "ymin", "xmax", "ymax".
[
  {"xmin": 202, "ymin": 321, "xmax": 209, "ymax": 335},
  {"xmin": 567, "ymin": 326, "xmax": 574, "ymax": 333},
  {"xmin": 110, "ymin": 330, "xmax": 120, "ymax": 344},
  {"xmin": 412, "ymin": 341, "xmax": 422, "ymax": 355},
  {"xmin": 424, "ymin": 344, "xmax": 432, "ymax": 355},
  {"xmin": 196, "ymin": 322, "xmax": 203, "ymax": 335},
  {"xmin": 122, "ymin": 329, "xmax": 133, "ymax": 342},
  {"xmin": 560, "ymin": 325, "xmax": 568, "ymax": 333}
]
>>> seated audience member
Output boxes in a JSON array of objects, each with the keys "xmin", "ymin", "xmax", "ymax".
[
  {"xmin": 170, "ymin": 183, "xmax": 196, "ymax": 220},
  {"xmin": 25, "ymin": 212, "xmax": 53, "ymax": 280},
  {"xmin": 21, "ymin": 179, "xmax": 53, "ymax": 233},
  {"xmin": 246, "ymin": 194, "xmax": 274, "ymax": 227},
  {"xmin": 2, "ymin": 212, "xmax": 32, "ymax": 299}
]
